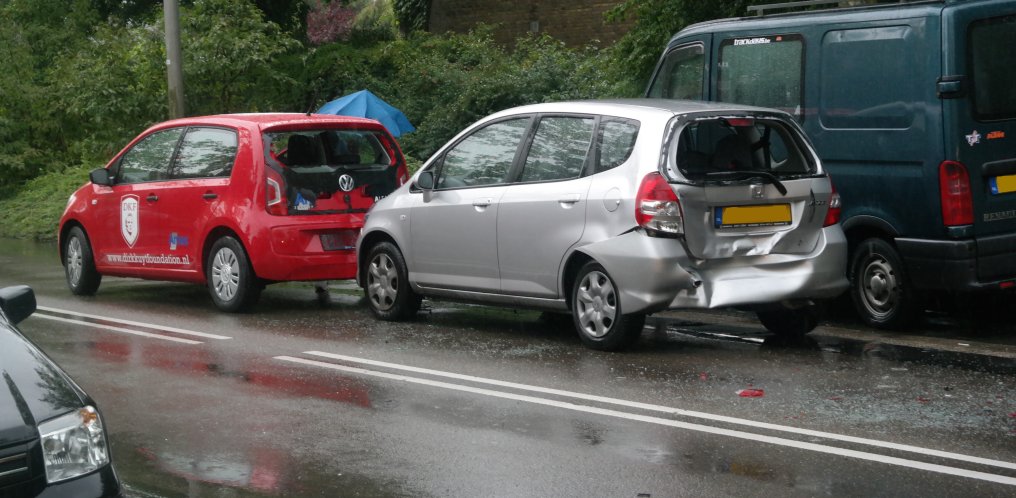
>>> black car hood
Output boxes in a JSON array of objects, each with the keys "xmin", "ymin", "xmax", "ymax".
[{"xmin": 0, "ymin": 318, "xmax": 86, "ymax": 445}]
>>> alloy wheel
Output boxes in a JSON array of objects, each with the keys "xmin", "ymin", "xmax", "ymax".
[
  {"xmin": 368, "ymin": 253, "xmax": 398, "ymax": 311},
  {"xmin": 211, "ymin": 247, "xmax": 240, "ymax": 302},
  {"xmin": 575, "ymin": 270, "xmax": 617, "ymax": 338}
]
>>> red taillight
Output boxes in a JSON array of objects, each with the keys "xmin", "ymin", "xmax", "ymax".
[
  {"xmin": 939, "ymin": 160, "xmax": 973, "ymax": 226},
  {"xmin": 265, "ymin": 169, "xmax": 287, "ymax": 216},
  {"xmin": 823, "ymin": 181, "xmax": 841, "ymax": 227},
  {"xmin": 636, "ymin": 172, "xmax": 683, "ymax": 236}
]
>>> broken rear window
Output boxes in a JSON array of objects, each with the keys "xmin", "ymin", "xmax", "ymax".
[
  {"xmin": 264, "ymin": 129, "xmax": 400, "ymax": 215},
  {"xmin": 669, "ymin": 117, "xmax": 816, "ymax": 181}
]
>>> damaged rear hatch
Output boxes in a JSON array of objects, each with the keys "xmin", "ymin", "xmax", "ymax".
[{"xmin": 663, "ymin": 113, "xmax": 837, "ymax": 260}]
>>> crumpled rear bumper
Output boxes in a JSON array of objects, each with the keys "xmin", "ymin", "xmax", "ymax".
[{"xmin": 575, "ymin": 227, "xmax": 848, "ymax": 314}]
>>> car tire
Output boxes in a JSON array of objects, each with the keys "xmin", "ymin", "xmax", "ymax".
[
  {"xmin": 850, "ymin": 238, "xmax": 918, "ymax": 329},
  {"xmin": 206, "ymin": 236, "xmax": 261, "ymax": 312},
  {"xmin": 756, "ymin": 304, "xmax": 819, "ymax": 338},
  {"xmin": 364, "ymin": 241, "xmax": 421, "ymax": 320},
  {"xmin": 63, "ymin": 226, "xmax": 102, "ymax": 295},
  {"xmin": 571, "ymin": 261, "xmax": 645, "ymax": 351}
]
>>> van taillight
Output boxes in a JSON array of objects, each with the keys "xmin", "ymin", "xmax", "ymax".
[
  {"xmin": 636, "ymin": 172, "xmax": 683, "ymax": 236},
  {"xmin": 266, "ymin": 174, "xmax": 287, "ymax": 216},
  {"xmin": 823, "ymin": 181, "xmax": 841, "ymax": 227},
  {"xmin": 939, "ymin": 161, "xmax": 973, "ymax": 226}
]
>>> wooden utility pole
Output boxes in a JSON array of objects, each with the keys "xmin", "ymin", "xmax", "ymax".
[{"xmin": 164, "ymin": 0, "xmax": 185, "ymax": 118}]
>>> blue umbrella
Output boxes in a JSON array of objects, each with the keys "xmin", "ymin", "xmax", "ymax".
[{"xmin": 317, "ymin": 89, "xmax": 415, "ymax": 137}]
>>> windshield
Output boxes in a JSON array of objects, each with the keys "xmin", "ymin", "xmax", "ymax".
[
  {"xmin": 264, "ymin": 129, "xmax": 399, "ymax": 215},
  {"xmin": 970, "ymin": 14, "xmax": 1016, "ymax": 121},
  {"xmin": 667, "ymin": 117, "xmax": 816, "ymax": 181}
]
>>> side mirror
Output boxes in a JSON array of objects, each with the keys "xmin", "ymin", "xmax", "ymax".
[
  {"xmin": 0, "ymin": 285, "xmax": 36, "ymax": 325},
  {"xmin": 89, "ymin": 168, "xmax": 112, "ymax": 186},
  {"xmin": 416, "ymin": 170, "xmax": 434, "ymax": 203}
]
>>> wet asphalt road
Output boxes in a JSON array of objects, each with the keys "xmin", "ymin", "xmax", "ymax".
[{"xmin": 1, "ymin": 237, "xmax": 1015, "ymax": 497}]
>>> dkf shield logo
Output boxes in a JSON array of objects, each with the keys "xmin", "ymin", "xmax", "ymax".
[{"xmin": 120, "ymin": 195, "xmax": 139, "ymax": 247}]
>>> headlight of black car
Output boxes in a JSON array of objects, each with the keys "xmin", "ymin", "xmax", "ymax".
[{"xmin": 37, "ymin": 405, "xmax": 110, "ymax": 483}]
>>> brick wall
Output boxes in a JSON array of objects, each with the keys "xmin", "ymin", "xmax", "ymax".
[{"xmin": 428, "ymin": 0, "xmax": 635, "ymax": 48}]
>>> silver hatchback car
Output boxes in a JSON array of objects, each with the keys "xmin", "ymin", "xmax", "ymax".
[{"xmin": 356, "ymin": 100, "xmax": 848, "ymax": 350}]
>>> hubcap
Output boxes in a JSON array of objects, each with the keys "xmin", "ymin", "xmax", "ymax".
[
  {"xmin": 211, "ymin": 247, "xmax": 240, "ymax": 301},
  {"xmin": 66, "ymin": 237, "xmax": 82, "ymax": 285},
  {"xmin": 860, "ymin": 255, "xmax": 897, "ymax": 318},
  {"xmin": 575, "ymin": 270, "xmax": 617, "ymax": 338},
  {"xmin": 367, "ymin": 253, "xmax": 398, "ymax": 311}
]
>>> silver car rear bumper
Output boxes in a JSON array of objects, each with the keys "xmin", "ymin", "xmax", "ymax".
[{"xmin": 578, "ymin": 227, "xmax": 849, "ymax": 314}]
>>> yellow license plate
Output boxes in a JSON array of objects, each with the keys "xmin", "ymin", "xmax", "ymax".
[
  {"xmin": 715, "ymin": 204, "xmax": 792, "ymax": 228},
  {"xmin": 990, "ymin": 175, "xmax": 1016, "ymax": 195}
]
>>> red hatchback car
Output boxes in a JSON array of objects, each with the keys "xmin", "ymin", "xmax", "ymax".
[{"xmin": 58, "ymin": 113, "xmax": 409, "ymax": 311}]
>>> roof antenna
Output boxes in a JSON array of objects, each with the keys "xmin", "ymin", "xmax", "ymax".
[{"xmin": 305, "ymin": 89, "xmax": 319, "ymax": 116}]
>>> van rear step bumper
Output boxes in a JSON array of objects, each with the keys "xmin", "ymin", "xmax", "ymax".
[{"xmin": 897, "ymin": 233, "xmax": 1016, "ymax": 291}]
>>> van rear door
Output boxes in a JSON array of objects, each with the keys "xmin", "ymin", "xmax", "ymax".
[
  {"xmin": 943, "ymin": 5, "xmax": 1016, "ymax": 282},
  {"xmin": 943, "ymin": 6, "xmax": 1016, "ymax": 237}
]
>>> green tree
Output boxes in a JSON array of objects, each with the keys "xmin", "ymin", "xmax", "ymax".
[
  {"xmin": 606, "ymin": 0, "xmax": 767, "ymax": 90},
  {"xmin": 0, "ymin": 0, "xmax": 100, "ymax": 191}
]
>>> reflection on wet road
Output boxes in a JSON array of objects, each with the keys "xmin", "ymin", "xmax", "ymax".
[{"xmin": 1, "ymin": 237, "xmax": 1014, "ymax": 496}]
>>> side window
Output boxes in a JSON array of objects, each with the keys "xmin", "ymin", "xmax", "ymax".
[
  {"xmin": 117, "ymin": 128, "xmax": 183, "ymax": 184},
  {"xmin": 718, "ymin": 35, "xmax": 803, "ymax": 118},
  {"xmin": 820, "ymin": 26, "xmax": 916, "ymax": 129},
  {"xmin": 437, "ymin": 118, "xmax": 529, "ymax": 188},
  {"xmin": 648, "ymin": 43, "xmax": 705, "ymax": 100},
  {"xmin": 519, "ymin": 116, "xmax": 594, "ymax": 183},
  {"xmin": 594, "ymin": 119, "xmax": 639, "ymax": 174},
  {"xmin": 173, "ymin": 127, "xmax": 238, "ymax": 179}
]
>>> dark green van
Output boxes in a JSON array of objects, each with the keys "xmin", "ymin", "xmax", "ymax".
[{"xmin": 647, "ymin": 0, "xmax": 1016, "ymax": 328}]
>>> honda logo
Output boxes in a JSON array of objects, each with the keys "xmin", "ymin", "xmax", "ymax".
[
  {"xmin": 338, "ymin": 174, "xmax": 356, "ymax": 192},
  {"xmin": 751, "ymin": 184, "xmax": 765, "ymax": 199}
]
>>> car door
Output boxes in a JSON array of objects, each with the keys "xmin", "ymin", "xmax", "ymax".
[
  {"xmin": 159, "ymin": 126, "xmax": 239, "ymax": 275},
  {"xmin": 92, "ymin": 127, "xmax": 183, "ymax": 275},
  {"xmin": 409, "ymin": 116, "xmax": 531, "ymax": 292},
  {"xmin": 497, "ymin": 115, "xmax": 596, "ymax": 297}
]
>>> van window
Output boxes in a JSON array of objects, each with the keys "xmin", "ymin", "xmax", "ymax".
[
  {"xmin": 717, "ymin": 35, "xmax": 803, "ymax": 118},
  {"xmin": 670, "ymin": 117, "xmax": 814, "ymax": 180},
  {"xmin": 648, "ymin": 43, "xmax": 705, "ymax": 100},
  {"xmin": 971, "ymin": 15, "xmax": 1016, "ymax": 121},
  {"xmin": 820, "ymin": 26, "xmax": 916, "ymax": 129}
]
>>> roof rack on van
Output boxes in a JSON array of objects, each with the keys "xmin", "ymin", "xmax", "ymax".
[{"xmin": 747, "ymin": 0, "xmax": 927, "ymax": 17}]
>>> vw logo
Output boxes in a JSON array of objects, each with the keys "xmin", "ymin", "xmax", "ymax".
[{"xmin": 338, "ymin": 174, "xmax": 356, "ymax": 192}]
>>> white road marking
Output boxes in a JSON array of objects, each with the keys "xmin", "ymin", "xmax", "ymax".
[
  {"xmin": 275, "ymin": 355, "xmax": 1016, "ymax": 486},
  {"xmin": 37, "ymin": 305, "xmax": 231, "ymax": 340},
  {"xmin": 302, "ymin": 350, "xmax": 1016, "ymax": 473},
  {"xmin": 34, "ymin": 313, "xmax": 203, "ymax": 345}
]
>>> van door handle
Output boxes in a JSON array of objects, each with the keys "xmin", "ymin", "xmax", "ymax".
[
  {"xmin": 203, "ymin": 193, "xmax": 218, "ymax": 200},
  {"xmin": 146, "ymin": 194, "xmax": 158, "ymax": 202}
]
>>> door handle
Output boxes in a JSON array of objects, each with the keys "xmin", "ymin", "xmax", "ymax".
[
  {"xmin": 203, "ymin": 192, "xmax": 218, "ymax": 200},
  {"xmin": 558, "ymin": 194, "xmax": 581, "ymax": 204},
  {"xmin": 472, "ymin": 198, "xmax": 493, "ymax": 207},
  {"xmin": 146, "ymin": 194, "xmax": 159, "ymax": 202}
]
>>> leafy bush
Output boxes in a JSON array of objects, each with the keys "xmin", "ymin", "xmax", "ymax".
[
  {"xmin": 0, "ymin": 164, "xmax": 94, "ymax": 241},
  {"xmin": 303, "ymin": 27, "xmax": 630, "ymax": 160}
]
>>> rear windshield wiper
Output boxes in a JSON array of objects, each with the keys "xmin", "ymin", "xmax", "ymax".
[{"xmin": 705, "ymin": 170, "xmax": 788, "ymax": 196}]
